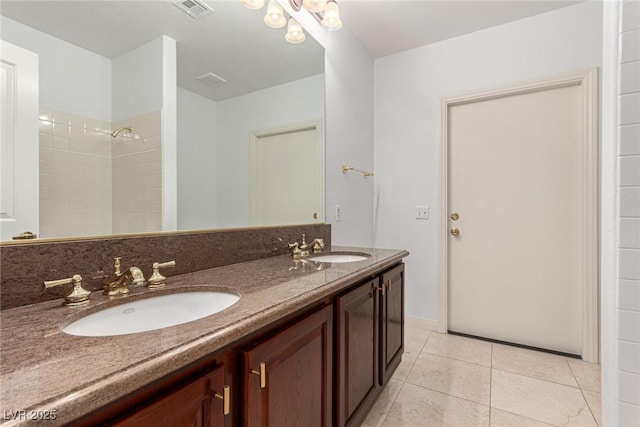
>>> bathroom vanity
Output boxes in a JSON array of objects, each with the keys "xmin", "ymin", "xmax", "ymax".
[{"xmin": 0, "ymin": 245, "xmax": 407, "ymax": 426}]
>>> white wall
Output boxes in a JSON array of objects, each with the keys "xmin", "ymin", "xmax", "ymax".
[
  {"xmin": 324, "ymin": 27, "xmax": 375, "ymax": 247},
  {"xmin": 0, "ymin": 16, "xmax": 111, "ymax": 122},
  {"xmin": 216, "ymin": 74, "xmax": 325, "ymax": 227},
  {"xmin": 177, "ymin": 88, "xmax": 218, "ymax": 230},
  {"xmin": 161, "ymin": 36, "xmax": 178, "ymax": 232},
  {"xmin": 601, "ymin": 1, "xmax": 621, "ymax": 424},
  {"xmin": 616, "ymin": 1, "xmax": 640, "ymax": 424},
  {"xmin": 277, "ymin": 0, "xmax": 376, "ymax": 247},
  {"xmin": 373, "ymin": 2, "xmax": 603, "ymax": 321},
  {"xmin": 111, "ymin": 37, "xmax": 164, "ymax": 122}
]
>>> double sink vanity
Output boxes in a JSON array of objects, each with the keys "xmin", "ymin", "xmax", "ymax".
[{"xmin": 0, "ymin": 227, "xmax": 408, "ymax": 426}]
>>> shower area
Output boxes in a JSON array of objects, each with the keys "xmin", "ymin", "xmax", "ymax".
[
  {"xmin": 38, "ymin": 109, "xmax": 163, "ymax": 238},
  {"xmin": 0, "ymin": 11, "xmax": 174, "ymax": 239}
]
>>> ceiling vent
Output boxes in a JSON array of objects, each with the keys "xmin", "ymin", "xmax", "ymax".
[
  {"xmin": 197, "ymin": 72, "xmax": 227, "ymax": 87},
  {"xmin": 172, "ymin": 0, "xmax": 213, "ymax": 19}
]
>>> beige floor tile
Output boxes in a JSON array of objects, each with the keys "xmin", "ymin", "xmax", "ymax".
[
  {"xmin": 582, "ymin": 389, "xmax": 602, "ymax": 426},
  {"xmin": 406, "ymin": 352, "xmax": 491, "ymax": 405},
  {"xmin": 382, "ymin": 382, "xmax": 490, "ymax": 427},
  {"xmin": 404, "ymin": 317, "xmax": 435, "ymax": 331},
  {"xmin": 492, "ymin": 344, "xmax": 578, "ymax": 387},
  {"xmin": 490, "ymin": 409, "xmax": 554, "ymax": 426},
  {"xmin": 566, "ymin": 358, "xmax": 601, "ymax": 393},
  {"xmin": 423, "ymin": 333, "xmax": 492, "ymax": 367},
  {"xmin": 392, "ymin": 347, "xmax": 420, "ymax": 381},
  {"xmin": 491, "ymin": 369, "xmax": 597, "ymax": 427},
  {"xmin": 404, "ymin": 326, "xmax": 431, "ymax": 352},
  {"xmin": 361, "ymin": 379, "xmax": 403, "ymax": 427}
]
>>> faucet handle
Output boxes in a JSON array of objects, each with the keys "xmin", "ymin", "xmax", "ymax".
[
  {"xmin": 114, "ymin": 257, "xmax": 122, "ymax": 276},
  {"xmin": 44, "ymin": 274, "xmax": 91, "ymax": 306},
  {"xmin": 288, "ymin": 242, "xmax": 303, "ymax": 258},
  {"xmin": 147, "ymin": 261, "xmax": 176, "ymax": 289},
  {"xmin": 313, "ymin": 238, "xmax": 325, "ymax": 253}
]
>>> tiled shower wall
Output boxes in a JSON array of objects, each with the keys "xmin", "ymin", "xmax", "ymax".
[
  {"xmin": 38, "ymin": 108, "xmax": 112, "ymax": 238},
  {"xmin": 112, "ymin": 111, "xmax": 163, "ymax": 234},
  {"xmin": 617, "ymin": 0, "xmax": 640, "ymax": 424},
  {"xmin": 38, "ymin": 109, "xmax": 163, "ymax": 238}
]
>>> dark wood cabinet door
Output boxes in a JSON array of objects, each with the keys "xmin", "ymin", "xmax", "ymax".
[
  {"xmin": 380, "ymin": 263, "xmax": 404, "ymax": 384},
  {"xmin": 336, "ymin": 279, "xmax": 380, "ymax": 427},
  {"xmin": 114, "ymin": 364, "xmax": 228, "ymax": 427},
  {"xmin": 243, "ymin": 305, "xmax": 333, "ymax": 427}
]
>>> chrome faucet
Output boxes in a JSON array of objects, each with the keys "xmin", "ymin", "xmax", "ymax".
[
  {"xmin": 102, "ymin": 257, "xmax": 145, "ymax": 296},
  {"xmin": 288, "ymin": 234, "xmax": 325, "ymax": 259}
]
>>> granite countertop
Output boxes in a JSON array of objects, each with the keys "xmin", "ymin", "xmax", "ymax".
[{"xmin": 0, "ymin": 246, "xmax": 408, "ymax": 426}]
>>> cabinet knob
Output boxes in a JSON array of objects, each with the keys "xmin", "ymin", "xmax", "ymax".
[
  {"xmin": 450, "ymin": 228, "xmax": 460, "ymax": 237},
  {"xmin": 251, "ymin": 362, "xmax": 266, "ymax": 389},
  {"xmin": 214, "ymin": 385, "xmax": 231, "ymax": 415}
]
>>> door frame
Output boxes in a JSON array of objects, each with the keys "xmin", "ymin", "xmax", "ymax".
[
  {"xmin": 250, "ymin": 119, "xmax": 324, "ymax": 225},
  {"xmin": 0, "ymin": 40, "xmax": 39, "ymax": 241},
  {"xmin": 437, "ymin": 69, "xmax": 599, "ymax": 362}
]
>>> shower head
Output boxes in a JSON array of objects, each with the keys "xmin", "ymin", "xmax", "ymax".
[
  {"xmin": 110, "ymin": 125, "xmax": 147, "ymax": 142},
  {"xmin": 110, "ymin": 126, "xmax": 133, "ymax": 138}
]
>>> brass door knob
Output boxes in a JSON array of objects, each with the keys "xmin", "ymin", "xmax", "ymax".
[
  {"xmin": 450, "ymin": 213, "xmax": 459, "ymax": 221},
  {"xmin": 13, "ymin": 231, "xmax": 37, "ymax": 240},
  {"xmin": 450, "ymin": 228, "xmax": 460, "ymax": 237}
]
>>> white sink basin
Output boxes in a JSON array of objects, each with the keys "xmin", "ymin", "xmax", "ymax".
[
  {"xmin": 63, "ymin": 291, "xmax": 240, "ymax": 337},
  {"xmin": 309, "ymin": 253, "xmax": 370, "ymax": 263}
]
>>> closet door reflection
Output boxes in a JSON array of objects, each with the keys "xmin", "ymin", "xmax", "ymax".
[{"xmin": 251, "ymin": 121, "xmax": 324, "ymax": 226}]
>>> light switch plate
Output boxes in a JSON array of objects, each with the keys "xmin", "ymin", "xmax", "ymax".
[{"xmin": 416, "ymin": 206, "xmax": 429, "ymax": 220}]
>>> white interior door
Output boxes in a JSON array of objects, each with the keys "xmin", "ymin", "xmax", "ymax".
[
  {"xmin": 446, "ymin": 75, "xmax": 597, "ymax": 356},
  {"xmin": 251, "ymin": 122, "xmax": 323, "ymax": 225},
  {"xmin": 0, "ymin": 40, "xmax": 39, "ymax": 241}
]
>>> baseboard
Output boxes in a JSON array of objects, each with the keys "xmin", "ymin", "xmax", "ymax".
[{"xmin": 405, "ymin": 316, "xmax": 439, "ymax": 332}]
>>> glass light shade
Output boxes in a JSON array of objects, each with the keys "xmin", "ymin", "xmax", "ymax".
[
  {"xmin": 264, "ymin": 0, "xmax": 286, "ymax": 28},
  {"xmin": 302, "ymin": 0, "xmax": 327, "ymax": 13},
  {"xmin": 241, "ymin": 0, "xmax": 265, "ymax": 10},
  {"xmin": 321, "ymin": 1, "xmax": 342, "ymax": 30},
  {"xmin": 285, "ymin": 17, "xmax": 306, "ymax": 43}
]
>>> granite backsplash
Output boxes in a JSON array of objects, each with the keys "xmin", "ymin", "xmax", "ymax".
[{"xmin": 0, "ymin": 224, "xmax": 330, "ymax": 310}]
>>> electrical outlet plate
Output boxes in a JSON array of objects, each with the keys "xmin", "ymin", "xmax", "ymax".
[
  {"xmin": 415, "ymin": 206, "xmax": 429, "ymax": 220},
  {"xmin": 335, "ymin": 205, "xmax": 341, "ymax": 222}
]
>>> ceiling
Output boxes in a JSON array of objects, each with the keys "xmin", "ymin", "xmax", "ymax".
[
  {"xmin": 0, "ymin": 0, "xmax": 325, "ymax": 101},
  {"xmin": 0, "ymin": 1, "xmax": 583, "ymax": 100},
  {"xmin": 340, "ymin": 0, "xmax": 582, "ymax": 58}
]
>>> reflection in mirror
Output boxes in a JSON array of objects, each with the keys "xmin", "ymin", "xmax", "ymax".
[{"xmin": 0, "ymin": 0, "xmax": 325, "ymax": 241}]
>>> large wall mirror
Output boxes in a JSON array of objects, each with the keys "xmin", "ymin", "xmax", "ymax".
[{"xmin": 0, "ymin": 0, "xmax": 325, "ymax": 242}]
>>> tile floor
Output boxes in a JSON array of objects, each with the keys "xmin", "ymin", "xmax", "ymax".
[{"xmin": 363, "ymin": 321, "xmax": 601, "ymax": 427}]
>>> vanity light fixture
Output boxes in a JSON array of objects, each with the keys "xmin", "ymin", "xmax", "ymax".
[
  {"xmin": 264, "ymin": 0, "xmax": 286, "ymax": 28},
  {"xmin": 241, "ymin": 0, "xmax": 341, "ymax": 43},
  {"xmin": 302, "ymin": 0, "xmax": 327, "ymax": 13},
  {"xmin": 285, "ymin": 17, "xmax": 306, "ymax": 43},
  {"xmin": 290, "ymin": 0, "xmax": 342, "ymax": 31},
  {"xmin": 321, "ymin": 1, "xmax": 342, "ymax": 30},
  {"xmin": 241, "ymin": 0, "xmax": 265, "ymax": 10}
]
